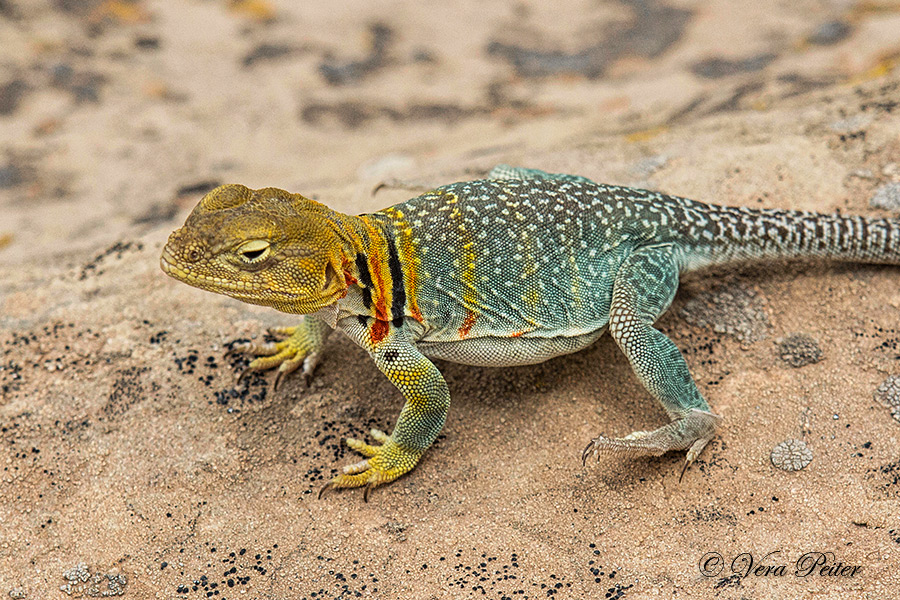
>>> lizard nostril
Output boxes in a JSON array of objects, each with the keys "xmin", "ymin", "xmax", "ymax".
[{"xmin": 188, "ymin": 250, "xmax": 201, "ymax": 262}]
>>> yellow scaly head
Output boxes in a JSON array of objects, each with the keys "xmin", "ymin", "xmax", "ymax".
[{"xmin": 160, "ymin": 184, "xmax": 352, "ymax": 314}]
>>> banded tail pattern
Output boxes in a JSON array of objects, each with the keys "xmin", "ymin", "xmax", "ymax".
[{"xmin": 664, "ymin": 198, "xmax": 900, "ymax": 271}]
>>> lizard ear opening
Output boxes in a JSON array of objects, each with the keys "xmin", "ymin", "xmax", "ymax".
[{"xmin": 323, "ymin": 262, "xmax": 337, "ymax": 291}]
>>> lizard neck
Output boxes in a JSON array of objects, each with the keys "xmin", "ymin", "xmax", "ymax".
[{"xmin": 332, "ymin": 209, "xmax": 423, "ymax": 326}]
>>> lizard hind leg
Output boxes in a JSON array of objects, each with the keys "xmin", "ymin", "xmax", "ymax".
[{"xmin": 586, "ymin": 244, "xmax": 722, "ymax": 474}]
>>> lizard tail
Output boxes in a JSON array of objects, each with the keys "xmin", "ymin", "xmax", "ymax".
[{"xmin": 678, "ymin": 204, "xmax": 900, "ymax": 271}]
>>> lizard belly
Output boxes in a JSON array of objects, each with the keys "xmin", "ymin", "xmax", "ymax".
[{"xmin": 416, "ymin": 326, "xmax": 608, "ymax": 367}]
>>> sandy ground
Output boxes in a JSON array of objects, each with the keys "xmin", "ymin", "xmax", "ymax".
[{"xmin": 2, "ymin": 1, "xmax": 900, "ymax": 598}]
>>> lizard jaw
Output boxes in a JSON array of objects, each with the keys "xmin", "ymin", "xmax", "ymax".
[{"xmin": 160, "ymin": 253, "xmax": 341, "ymax": 313}]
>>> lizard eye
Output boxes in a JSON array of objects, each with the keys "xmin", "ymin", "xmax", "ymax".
[{"xmin": 238, "ymin": 240, "xmax": 270, "ymax": 262}]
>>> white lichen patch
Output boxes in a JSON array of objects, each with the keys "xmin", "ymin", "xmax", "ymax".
[
  {"xmin": 60, "ymin": 564, "xmax": 126, "ymax": 597},
  {"xmin": 770, "ymin": 439, "xmax": 813, "ymax": 471},
  {"xmin": 874, "ymin": 375, "xmax": 900, "ymax": 424}
]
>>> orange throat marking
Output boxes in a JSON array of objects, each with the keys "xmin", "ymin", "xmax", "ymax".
[{"xmin": 370, "ymin": 319, "xmax": 390, "ymax": 344}]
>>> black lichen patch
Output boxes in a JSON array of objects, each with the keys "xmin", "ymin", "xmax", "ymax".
[
  {"xmin": 173, "ymin": 349, "xmax": 200, "ymax": 376},
  {"xmin": 300, "ymin": 81, "xmax": 538, "ymax": 129},
  {"xmin": 858, "ymin": 81, "xmax": 899, "ymax": 114},
  {"xmin": 442, "ymin": 547, "xmax": 622, "ymax": 598},
  {"xmin": 0, "ymin": 359, "xmax": 23, "ymax": 395},
  {"xmin": 0, "ymin": 78, "xmax": 27, "ymax": 115},
  {"xmin": 690, "ymin": 53, "xmax": 777, "ymax": 80},
  {"xmin": 807, "ymin": 20, "xmax": 852, "ymax": 46},
  {"xmin": 169, "ymin": 542, "xmax": 281, "ymax": 599},
  {"xmin": 170, "ymin": 342, "xmax": 269, "ymax": 409},
  {"xmin": 79, "ymin": 241, "xmax": 144, "ymax": 280},
  {"xmin": 690, "ymin": 439, "xmax": 734, "ymax": 477},
  {"xmin": 447, "ymin": 550, "xmax": 532, "ymax": 597},
  {"xmin": 292, "ymin": 554, "xmax": 382, "ymax": 599},
  {"xmin": 48, "ymin": 62, "xmax": 107, "ymax": 103},
  {"xmin": 149, "ymin": 330, "xmax": 168, "ymax": 345},
  {"xmin": 102, "ymin": 366, "xmax": 151, "ymax": 419},
  {"xmin": 688, "ymin": 506, "xmax": 738, "ymax": 526},
  {"xmin": 300, "ymin": 99, "xmax": 490, "ymax": 129},
  {"xmin": 852, "ymin": 322, "xmax": 900, "ymax": 365},
  {"xmin": 867, "ymin": 460, "xmax": 900, "ymax": 498},
  {"xmin": 1, "ymin": 322, "xmax": 91, "ymax": 397},
  {"xmin": 176, "ymin": 180, "xmax": 222, "ymax": 197},
  {"xmin": 584, "ymin": 543, "xmax": 629, "ymax": 597},
  {"xmin": 486, "ymin": 0, "xmax": 692, "ymax": 79},
  {"xmin": 318, "ymin": 23, "xmax": 392, "ymax": 85},
  {"xmin": 605, "ymin": 582, "xmax": 634, "ymax": 599},
  {"xmin": 243, "ymin": 43, "xmax": 302, "ymax": 68},
  {"xmin": 132, "ymin": 202, "xmax": 179, "ymax": 226}
]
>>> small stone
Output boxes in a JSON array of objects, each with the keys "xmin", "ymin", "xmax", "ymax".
[
  {"xmin": 777, "ymin": 333, "xmax": 823, "ymax": 368},
  {"xmin": 870, "ymin": 182, "xmax": 900, "ymax": 211},
  {"xmin": 9, "ymin": 589, "xmax": 26, "ymax": 600},
  {"xmin": 771, "ymin": 439, "xmax": 813, "ymax": 471}
]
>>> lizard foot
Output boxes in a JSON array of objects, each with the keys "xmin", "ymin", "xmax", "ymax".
[
  {"xmin": 581, "ymin": 408, "xmax": 721, "ymax": 479},
  {"xmin": 233, "ymin": 326, "xmax": 322, "ymax": 390},
  {"xmin": 319, "ymin": 429, "xmax": 424, "ymax": 502}
]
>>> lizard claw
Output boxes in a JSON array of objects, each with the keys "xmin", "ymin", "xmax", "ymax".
[
  {"xmin": 237, "ymin": 365, "xmax": 255, "ymax": 385},
  {"xmin": 581, "ymin": 438, "xmax": 598, "ymax": 466},
  {"xmin": 273, "ymin": 370, "xmax": 286, "ymax": 392},
  {"xmin": 317, "ymin": 482, "xmax": 332, "ymax": 500}
]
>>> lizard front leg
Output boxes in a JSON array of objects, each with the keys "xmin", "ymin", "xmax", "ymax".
[
  {"xmin": 321, "ymin": 317, "xmax": 450, "ymax": 501},
  {"xmin": 234, "ymin": 315, "xmax": 331, "ymax": 389}
]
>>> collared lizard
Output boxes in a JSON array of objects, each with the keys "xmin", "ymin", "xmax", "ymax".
[{"xmin": 160, "ymin": 166, "xmax": 900, "ymax": 499}]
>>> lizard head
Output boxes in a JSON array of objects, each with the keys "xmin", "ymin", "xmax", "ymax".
[{"xmin": 160, "ymin": 184, "xmax": 352, "ymax": 314}]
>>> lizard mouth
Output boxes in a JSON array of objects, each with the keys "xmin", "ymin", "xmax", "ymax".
[
  {"xmin": 159, "ymin": 252, "xmax": 340, "ymax": 311},
  {"xmin": 160, "ymin": 252, "xmax": 266, "ymax": 295}
]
